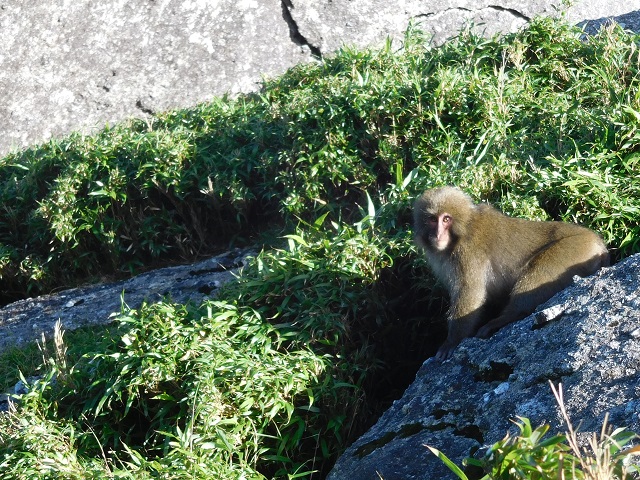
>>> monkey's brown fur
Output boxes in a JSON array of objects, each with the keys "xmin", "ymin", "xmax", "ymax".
[{"xmin": 413, "ymin": 186, "xmax": 609, "ymax": 360}]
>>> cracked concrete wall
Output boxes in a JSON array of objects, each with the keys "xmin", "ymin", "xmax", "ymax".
[{"xmin": 1, "ymin": 0, "xmax": 640, "ymax": 155}]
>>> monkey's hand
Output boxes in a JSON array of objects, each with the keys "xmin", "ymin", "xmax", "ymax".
[
  {"xmin": 476, "ymin": 322, "xmax": 498, "ymax": 339},
  {"xmin": 435, "ymin": 340, "xmax": 457, "ymax": 361}
]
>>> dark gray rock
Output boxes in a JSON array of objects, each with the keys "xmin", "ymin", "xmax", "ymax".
[
  {"xmin": 579, "ymin": 8, "xmax": 640, "ymax": 34},
  {"xmin": 328, "ymin": 254, "xmax": 640, "ymax": 480},
  {"xmin": 2, "ymin": 1, "xmax": 640, "ymax": 155},
  {"xmin": 0, "ymin": 249, "xmax": 252, "ymax": 352}
]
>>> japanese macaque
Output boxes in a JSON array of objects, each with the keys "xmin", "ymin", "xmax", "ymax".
[{"xmin": 413, "ymin": 186, "xmax": 609, "ymax": 360}]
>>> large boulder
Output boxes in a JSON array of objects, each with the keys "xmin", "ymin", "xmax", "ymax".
[
  {"xmin": 2, "ymin": 0, "xmax": 640, "ymax": 155},
  {"xmin": 0, "ymin": 249, "xmax": 252, "ymax": 351},
  {"xmin": 328, "ymin": 254, "xmax": 640, "ymax": 479}
]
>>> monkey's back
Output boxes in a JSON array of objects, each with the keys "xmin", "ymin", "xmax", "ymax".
[{"xmin": 464, "ymin": 204, "xmax": 607, "ymax": 288}]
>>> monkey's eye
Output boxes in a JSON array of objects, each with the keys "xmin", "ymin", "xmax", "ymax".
[
  {"xmin": 442, "ymin": 214, "xmax": 452, "ymax": 224},
  {"xmin": 427, "ymin": 215, "xmax": 438, "ymax": 225}
]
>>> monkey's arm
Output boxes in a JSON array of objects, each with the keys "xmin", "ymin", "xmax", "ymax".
[{"xmin": 436, "ymin": 273, "xmax": 488, "ymax": 360}]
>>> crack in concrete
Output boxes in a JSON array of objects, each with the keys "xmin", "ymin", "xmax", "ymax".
[
  {"xmin": 487, "ymin": 5, "xmax": 530, "ymax": 22},
  {"xmin": 415, "ymin": 7, "xmax": 472, "ymax": 19},
  {"xmin": 416, "ymin": 5, "xmax": 530, "ymax": 22},
  {"xmin": 135, "ymin": 98, "xmax": 154, "ymax": 115},
  {"xmin": 281, "ymin": 0, "xmax": 322, "ymax": 58}
]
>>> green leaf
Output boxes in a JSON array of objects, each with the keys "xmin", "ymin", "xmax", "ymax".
[{"xmin": 426, "ymin": 445, "xmax": 469, "ymax": 480}]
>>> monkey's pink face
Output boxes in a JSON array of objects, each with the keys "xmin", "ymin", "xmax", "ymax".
[{"xmin": 425, "ymin": 212, "xmax": 453, "ymax": 251}]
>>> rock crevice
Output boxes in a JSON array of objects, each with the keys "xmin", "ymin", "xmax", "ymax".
[{"xmin": 281, "ymin": 0, "xmax": 323, "ymax": 58}]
